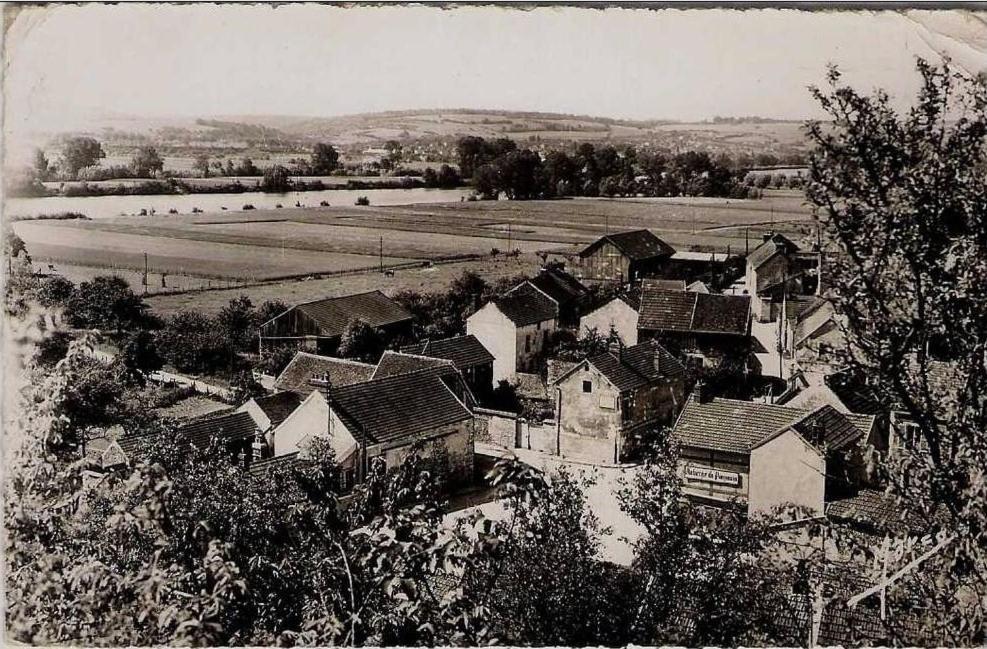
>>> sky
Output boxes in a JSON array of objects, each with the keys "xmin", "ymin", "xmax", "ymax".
[{"xmin": 3, "ymin": 4, "xmax": 986, "ymax": 147}]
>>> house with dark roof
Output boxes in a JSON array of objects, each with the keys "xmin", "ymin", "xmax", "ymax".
[
  {"xmin": 237, "ymin": 391, "xmax": 303, "ymax": 459},
  {"xmin": 86, "ymin": 411, "xmax": 263, "ymax": 472},
  {"xmin": 259, "ymin": 290, "xmax": 413, "ymax": 355},
  {"xmin": 400, "ymin": 334, "xmax": 495, "ymax": 396},
  {"xmin": 786, "ymin": 298, "xmax": 847, "ymax": 371},
  {"xmin": 273, "ymin": 351, "xmax": 376, "ymax": 396},
  {"xmin": 549, "ymin": 339, "xmax": 690, "ymax": 463},
  {"xmin": 670, "ymin": 392, "xmax": 875, "ymax": 517},
  {"xmin": 745, "ymin": 233, "xmax": 820, "ymax": 322},
  {"xmin": 272, "ymin": 365, "xmax": 478, "ymax": 486},
  {"xmin": 637, "ymin": 283, "xmax": 757, "ymax": 375},
  {"xmin": 576, "ymin": 229, "xmax": 676, "ymax": 285},
  {"xmin": 523, "ymin": 266, "xmax": 589, "ymax": 327},
  {"xmin": 466, "ymin": 282, "xmax": 559, "ymax": 382}
]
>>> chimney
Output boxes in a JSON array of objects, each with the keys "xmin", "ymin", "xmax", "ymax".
[
  {"xmin": 690, "ymin": 379, "xmax": 713, "ymax": 404},
  {"xmin": 608, "ymin": 340, "xmax": 624, "ymax": 361},
  {"xmin": 762, "ymin": 231, "xmax": 773, "ymax": 243}
]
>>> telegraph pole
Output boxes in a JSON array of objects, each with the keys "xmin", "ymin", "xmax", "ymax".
[{"xmin": 142, "ymin": 251, "xmax": 148, "ymax": 295}]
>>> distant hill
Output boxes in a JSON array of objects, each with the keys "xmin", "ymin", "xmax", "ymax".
[{"xmin": 21, "ymin": 109, "xmax": 811, "ymax": 165}]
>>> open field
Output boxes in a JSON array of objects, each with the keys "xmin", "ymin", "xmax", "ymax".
[
  {"xmin": 18, "ymin": 190, "xmax": 816, "ymax": 313},
  {"xmin": 145, "ymin": 254, "xmax": 544, "ymax": 317},
  {"xmin": 13, "ymin": 220, "xmax": 413, "ymax": 281}
]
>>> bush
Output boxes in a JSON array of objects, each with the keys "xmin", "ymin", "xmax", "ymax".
[
  {"xmin": 355, "ymin": 196, "xmax": 370, "ymax": 206},
  {"xmin": 242, "ymin": 204, "xmax": 255, "ymax": 210},
  {"xmin": 157, "ymin": 311, "xmax": 227, "ymax": 375}
]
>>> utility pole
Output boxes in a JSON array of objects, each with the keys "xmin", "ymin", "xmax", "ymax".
[
  {"xmin": 507, "ymin": 222, "xmax": 512, "ymax": 254},
  {"xmin": 745, "ymin": 227, "xmax": 750, "ymax": 257},
  {"xmin": 142, "ymin": 251, "xmax": 148, "ymax": 295},
  {"xmin": 379, "ymin": 235, "xmax": 383, "ymax": 272}
]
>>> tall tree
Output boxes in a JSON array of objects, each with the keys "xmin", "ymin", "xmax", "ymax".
[
  {"xmin": 311, "ymin": 142, "xmax": 340, "ymax": 174},
  {"xmin": 130, "ymin": 146, "xmax": 165, "ymax": 177},
  {"xmin": 805, "ymin": 59, "xmax": 987, "ymax": 645},
  {"xmin": 61, "ymin": 136, "xmax": 106, "ymax": 178}
]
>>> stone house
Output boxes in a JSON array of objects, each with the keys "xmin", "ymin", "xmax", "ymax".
[
  {"xmin": 669, "ymin": 392, "xmax": 876, "ymax": 518},
  {"xmin": 579, "ymin": 294, "xmax": 640, "ymax": 346},
  {"xmin": 466, "ymin": 283, "xmax": 558, "ymax": 383},
  {"xmin": 637, "ymin": 283, "xmax": 757, "ymax": 375},
  {"xmin": 237, "ymin": 391, "xmax": 303, "ymax": 459},
  {"xmin": 549, "ymin": 339, "xmax": 689, "ymax": 463},
  {"xmin": 524, "ymin": 266, "xmax": 590, "ymax": 328},
  {"xmin": 259, "ymin": 290, "xmax": 413, "ymax": 355},
  {"xmin": 576, "ymin": 229, "xmax": 676, "ymax": 285},
  {"xmin": 400, "ymin": 334, "xmax": 496, "ymax": 397},
  {"xmin": 271, "ymin": 365, "xmax": 477, "ymax": 486},
  {"xmin": 745, "ymin": 233, "xmax": 820, "ymax": 322}
]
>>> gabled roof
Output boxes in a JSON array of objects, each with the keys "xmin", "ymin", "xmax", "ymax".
[
  {"xmin": 578, "ymin": 229, "xmax": 676, "ymax": 261},
  {"xmin": 553, "ymin": 339, "xmax": 687, "ymax": 393},
  {"xmin": 331, "ymin": 366, "xmax": 474, "ymax": 446},
  {"xmin": 526, "ymin": 267, "xmax": 589, "ymax": 306},
  {"xmin": 491, "ymin": 282, "xmax": 558, "ymax": 327},
  {"xmin": 177, "ymin": 411, "xmax": 261, "ymax": 450},
  {"xmin": 400, "ymin": 334, "xmax": 495, "ymax": 370},
  {"xmin": 686, "ymin": 280, "xmax": 710, "ymax": 294},
  {"xmin": 271, "ymin": 290, "xmax": 412, "ymax": 339},
  {"xmin": 638, "ymin": 286, "xmax": 750, "ymax": 336},
  {"xmin": 747, "ymin": 233, "xmax": 800, "ymax": 269},
  {"xmin": 755, "ymin": 404, "xmax": 866, "ymax": 454},
  {"xmin": 373, "ymin": 350, "xmax": 452, "ymax": 379},
  {"xmin": 671, "ymin": 397, "xmax": 874, "ymax": 454},
  {"xmin": 251, "ymin": 391, "xmax": 303, "ymax": 428},
  {"xmin": 274, "ymin": 351, "xmax": 375, "ymax": 396},
  {"xmin": 794, "ymin": 299, "xmax": 839, "ymax": 346}
]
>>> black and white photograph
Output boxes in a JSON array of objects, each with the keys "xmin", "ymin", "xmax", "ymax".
[{"xmin": 2, "ymin": 3, "xmax": 986, "ymax": 646}]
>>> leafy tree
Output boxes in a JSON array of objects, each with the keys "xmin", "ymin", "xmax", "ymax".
[
  {"xmin": 61, "ymin": 136, "xmax": 106, "ymax": 178},
  {"xmin": 257, "ymin": 344, "xmax": 297, "ymax": 377},
  {"xmin": 117, "ymin": 329, "xmax": 164, "ymax": 382},
  {"xmin": 33, "ymin": 330, "xmax": 74, "ymax": 368},
  {"xmin": 618, "ymin": 443, "xmax": 800, "ymax": 646},
  {"xmin": 467, "ymin": 462, "xmax": 630, "ymax": 645},
  {"xmin": 496, "ymin": 149, "xmax": 544, "ymax": 200},
  {"xmin": 33, "ymin": 274, "xmax": 75, "ymax": 309},
  {"xmin": 311, "ymin": 142, "xmax": 340, "ymax": 174},
  {"xmin": 338, "ymin": 318, "xmax": 387, "ymax": 363},
  {"xmin": 804, "ymin": 59, "xmax": 987, "ymax": 644},
  {"xmin": 261, "ymin": 164, "xmax": 292, "ymax": 192},
  {"xmin": 473, "ymin": 163, "xmax": 500, "ymax": 200},
  {"xmin": 66, "ymin": 275, "xmax": 148, "ymax": 333},
  {"xmin": 158, "ymin": 310, "xmax": 227, "ymax": 374},
  {"xmin": 5, "ymin": 228, "xmax": 29, "ymax": 260},
  {"xmin": 436, "ymin": 163, "xmax": 461, "ymax": 188},
  {"xmin": 130, "ymin": 146, "xmax": 164, "ymax": 177},
  {"xmin": 33, "ymin": 148, "xmax": 50, "ymax": 180},
  {"xmin": 193, "ymin": 153, "xmax": 211, "ymax": 178}
]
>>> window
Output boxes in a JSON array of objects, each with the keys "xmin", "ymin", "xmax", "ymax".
[
  {"xmin": 525, "ymin": 335, "xmax": 531, "ymax": 352},
  {"xmin": 536, "ymin": 321, "xmax": 541, "ymax": 330},
  {"xmin": 582, "ymin": 380, "xmax": 592, "ymax": 393}
]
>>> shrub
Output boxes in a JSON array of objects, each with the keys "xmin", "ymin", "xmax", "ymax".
[
  {"xmin": 242, "ymin": 204, "xmax": 255, "ymax": 210},
  {"xmin": 355, "ymin": 196, "xmax": 370, "ymax": 206}
]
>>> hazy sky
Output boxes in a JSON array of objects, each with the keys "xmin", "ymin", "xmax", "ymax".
[{"xmin": 4, "ymin": 4, "xmax": 986, "ymax": 142}]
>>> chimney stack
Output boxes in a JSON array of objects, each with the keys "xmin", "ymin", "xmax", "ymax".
[{"xmin": 691, "ymin": 379, "xmax": 710, "ymax": 404}]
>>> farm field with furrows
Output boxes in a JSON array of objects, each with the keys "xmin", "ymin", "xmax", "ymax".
[
  {"xmin": 14, "ymin": 190, "xmax": 815, "ymax": 291},
  {"xmin": 13, "ymin": 220, "xmax": 413, "ymax": 280}
]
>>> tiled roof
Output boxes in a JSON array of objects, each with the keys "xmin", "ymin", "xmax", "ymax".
[
  {"xmin": 274, "ymin": 351, "xmax": 375, "ymax": 396},
  {"xmin": 331, "ymin": 367, "xmax": 474, "ymax": 446},
  {"xmin": 787, "ymin": 404, "xmax": 865, "ymax": 452},
  {"xmin": 493, "ymin": 283, "xmax": 558, "ymax": 326},
  {"xmin": 400, "ymin": 334, "xmax": 495, "ymax": 370},
  {"xmin": 526, "ymin": 268, "xmax": 588, "ymax": 305},
  {"xmin": 580, "ymin": 229, "xmax": 676, "ymax": 261},
  {"xmin": 747, "ymin": 233, "xmax": 800, "ymax": 269},
  {"xmin": 641, "ymin": 278, "xmax": 686, "ymax": 292},
  {"xmin": 177, "ymin": 411, "xmax": 261, "ymax": 450},
  {"xmin": 638, "ymin": 286, "xmax": 750, "ymax": 336},
  {"xmin": 251, "ymin": 391, "xmax": 303, "ymax": 428},
  {"xmin": 373, "ymin": 350, "xmax": 452, "ymax": 379},
  {"xmin": 794, "ymin": 299, "xmax": 838, "ymax": 345},
  {"xmin": 826, "ymin": 488, "xmax": 902, "ymax": 530},
  {"xmin": 248, "ymin": 452, "xmax": 301, "ymax": 479},
  {"xmin": 824, "ymin": 370, "xmax": 895, "ymax": 416},
  {"xmin": 571, "ymin": 339, "xmax": 687, "ymax": 392},
  {"xmin": 283, "ymin": 290, "xmax": 412, "ymax": 339},
  {"xmin": 515, "ymin": 372, "xmax": 549, "ymax": 401},
  {"xmin": 672, "ymin": 397, "xmax": 874, "ymax": 454}
]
